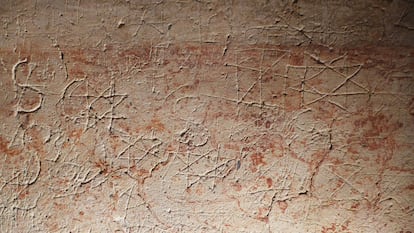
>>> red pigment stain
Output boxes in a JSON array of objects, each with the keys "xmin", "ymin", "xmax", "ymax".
[
  {"xmin": 289, "ymin": 52, "xmax": 304, "ymax": 66},
  {"xmin": 310, "ymin": 150, "xmax": 327, "ymax": 169},
  {"xmin": 232, "ymin": 182, "xmax": 242, "ymax": 191},
  {"xmin": 351, "ymin": 202, "xmax": 360, "ymax": 209},
  {"xmin": 146, "ymin": 118, "xmax": 166, "ymax": 132},
  {"xmin": 335, "ymin": 180, "xmax": 345, "ymax": 189},
  {"xmin": 251, "ymin": 153, "xmax": 266, "ymax": 166},
  {"xmin": 68, "ymin": 129, "xmax": 83, "ymax": 140},
  {"xmin": 354, "ymin": 113, "xmax": 403, "ymax": 139},
  {"xmin": 165, "ymin": 143, "xmax": 178, "ymax": 153},
  {"xmin": 94, "ymin": 159, "xmax": 111, "ymax": 175},
  {"xmin": 195, "ymin": 185, "xmax": 204, "ymax": 195},
  {"xmin": 266, "ymin": 178, "xmax": 273, "ymax": 188},
  {"xmin": 25, "ymin": 127, "xmax": 47, "ymax": 155},
  {"xmin": 152, "ymin": 154, "xmax": 172, "ymax": 172},
  {"xmin": 47, "ymin": 223, "xmax": 59, "ymax": 232},
  {"xmin": 224, "ymin": 143, "xmax": 240, "ymax": 151},
  {"xmin": 118, "ymin": 122, "xmax": 131, "ymax": 133},
  {"xmin": 322, "ymin": 223, "xmax": 336, "ymax": 233},
  {"xmin": 406, "ymin": 184, "xmax": 414, "ymax": 190},
  {"xmin": 53, "ymin": 202, "xmax": 67, "ymax": 210},
  {"xmin": 69, "ymin": 66, "xmax": 85, "ymax": 76},
  {"xmin": 256, "ymin": 207, "xmax": 269, "ymax": 223},
  {"xmin": 242, "ymin": 147, "xmax": 253, "ymax": 153},
  {"xmin": 341, "ymin": 220, "xmax": 350, "ymax": 231},
  {"xmin": 278, "ymin": 201, "xmax": 288, "ymax": 213},
  {"xmin": 256, "ymin": 216, "xmax": 269, "ymax": 223},
  {"xmin": 136, "ymin": 169, "xmax": 149, "ymax": 183},
  {"xmin": 0, "ymin": 137, "xmax": 22, "ymax": 156},
  {"xmin": 18, "ymin": 189, "xmax": 30, "ymax": 200}
]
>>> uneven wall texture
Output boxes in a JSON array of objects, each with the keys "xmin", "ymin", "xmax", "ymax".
[{"xmin": 0, "ymin": 0, "xmax": 413, "ymax": 232}]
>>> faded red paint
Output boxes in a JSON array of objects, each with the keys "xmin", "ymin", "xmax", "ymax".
[
  {"xmin": 289, "ymin": 52, "xmax": 304, "ymax": 66},
  {"xmin": 223, "ymin": 143, "xmax": 240, "ymax": 151},
  {"xmin": 250, "ymin": 153, "xmax": 266, "ymax": 167},
  {"xmin": 68, "ymin": 129, "xmax": 83, "ymax": 140},
  {"xmin": 0, "ymin": 3, "xmax": 413, "ymax": 231},
  {"xmin": 146, "ymin": 118, "xmax": 166, "ymax": 132},
  {"xmin": 94, "ymin": 159, "xmax": 111, "ymax": 175},
  {"xmin": 322, "ymin": 223, "xmax": 337, "ymax": 233},
  {"xmin": 256, "ymin": 207, "xmax": 269, "ymax": 223},
  {"xmin": 24, "ymin": 128, "xmax": 46, "ymax": 156},
  {"xmin": 266, "ymin": 177, "xmax": 273, "ymax": 188},
  {"xmin": 0, "ymin": 137, "xmax": 22, "ymax": 156},
  {"xmin": 232, "ymin": 182, "xmax": 242, "ymax": 191},
  {"xmin": 278, "ymin": 201, "xmax": 288, "ymax": 213},
  {"xmin": 18, "ymin": 189, "xmax": 30, "ymax": 200}
]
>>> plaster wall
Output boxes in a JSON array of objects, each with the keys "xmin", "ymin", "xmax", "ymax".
[{"xmin": 0, "ymin": 1, "xmax": 413, "ymax": 232}]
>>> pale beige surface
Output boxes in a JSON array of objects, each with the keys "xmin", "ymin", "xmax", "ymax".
[{"xmin": 0, "ymin": 1, "xmax": 413, "ymax": 232}]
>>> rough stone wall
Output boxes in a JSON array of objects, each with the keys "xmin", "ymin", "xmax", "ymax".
[{"xmin": 0, "ymin": 0, "xmax": 413, "ymax": 232}]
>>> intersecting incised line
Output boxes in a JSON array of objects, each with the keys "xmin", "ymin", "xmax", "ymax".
[
  {"xmin": 208, "ymin": 49, "xmax": 289, "ymax": 111},
  {"xmin": 59, "ymin": 77, "xmax": 128, "ymax": 133},
  {"xmin": 286, "ymin": 53, "xmax": 367, "ymax": 110}
]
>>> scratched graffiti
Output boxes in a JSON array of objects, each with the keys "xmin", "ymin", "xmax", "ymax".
[{"xmin": 0, "ymin": 1, "xmax": 413, "ymax": 232}]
